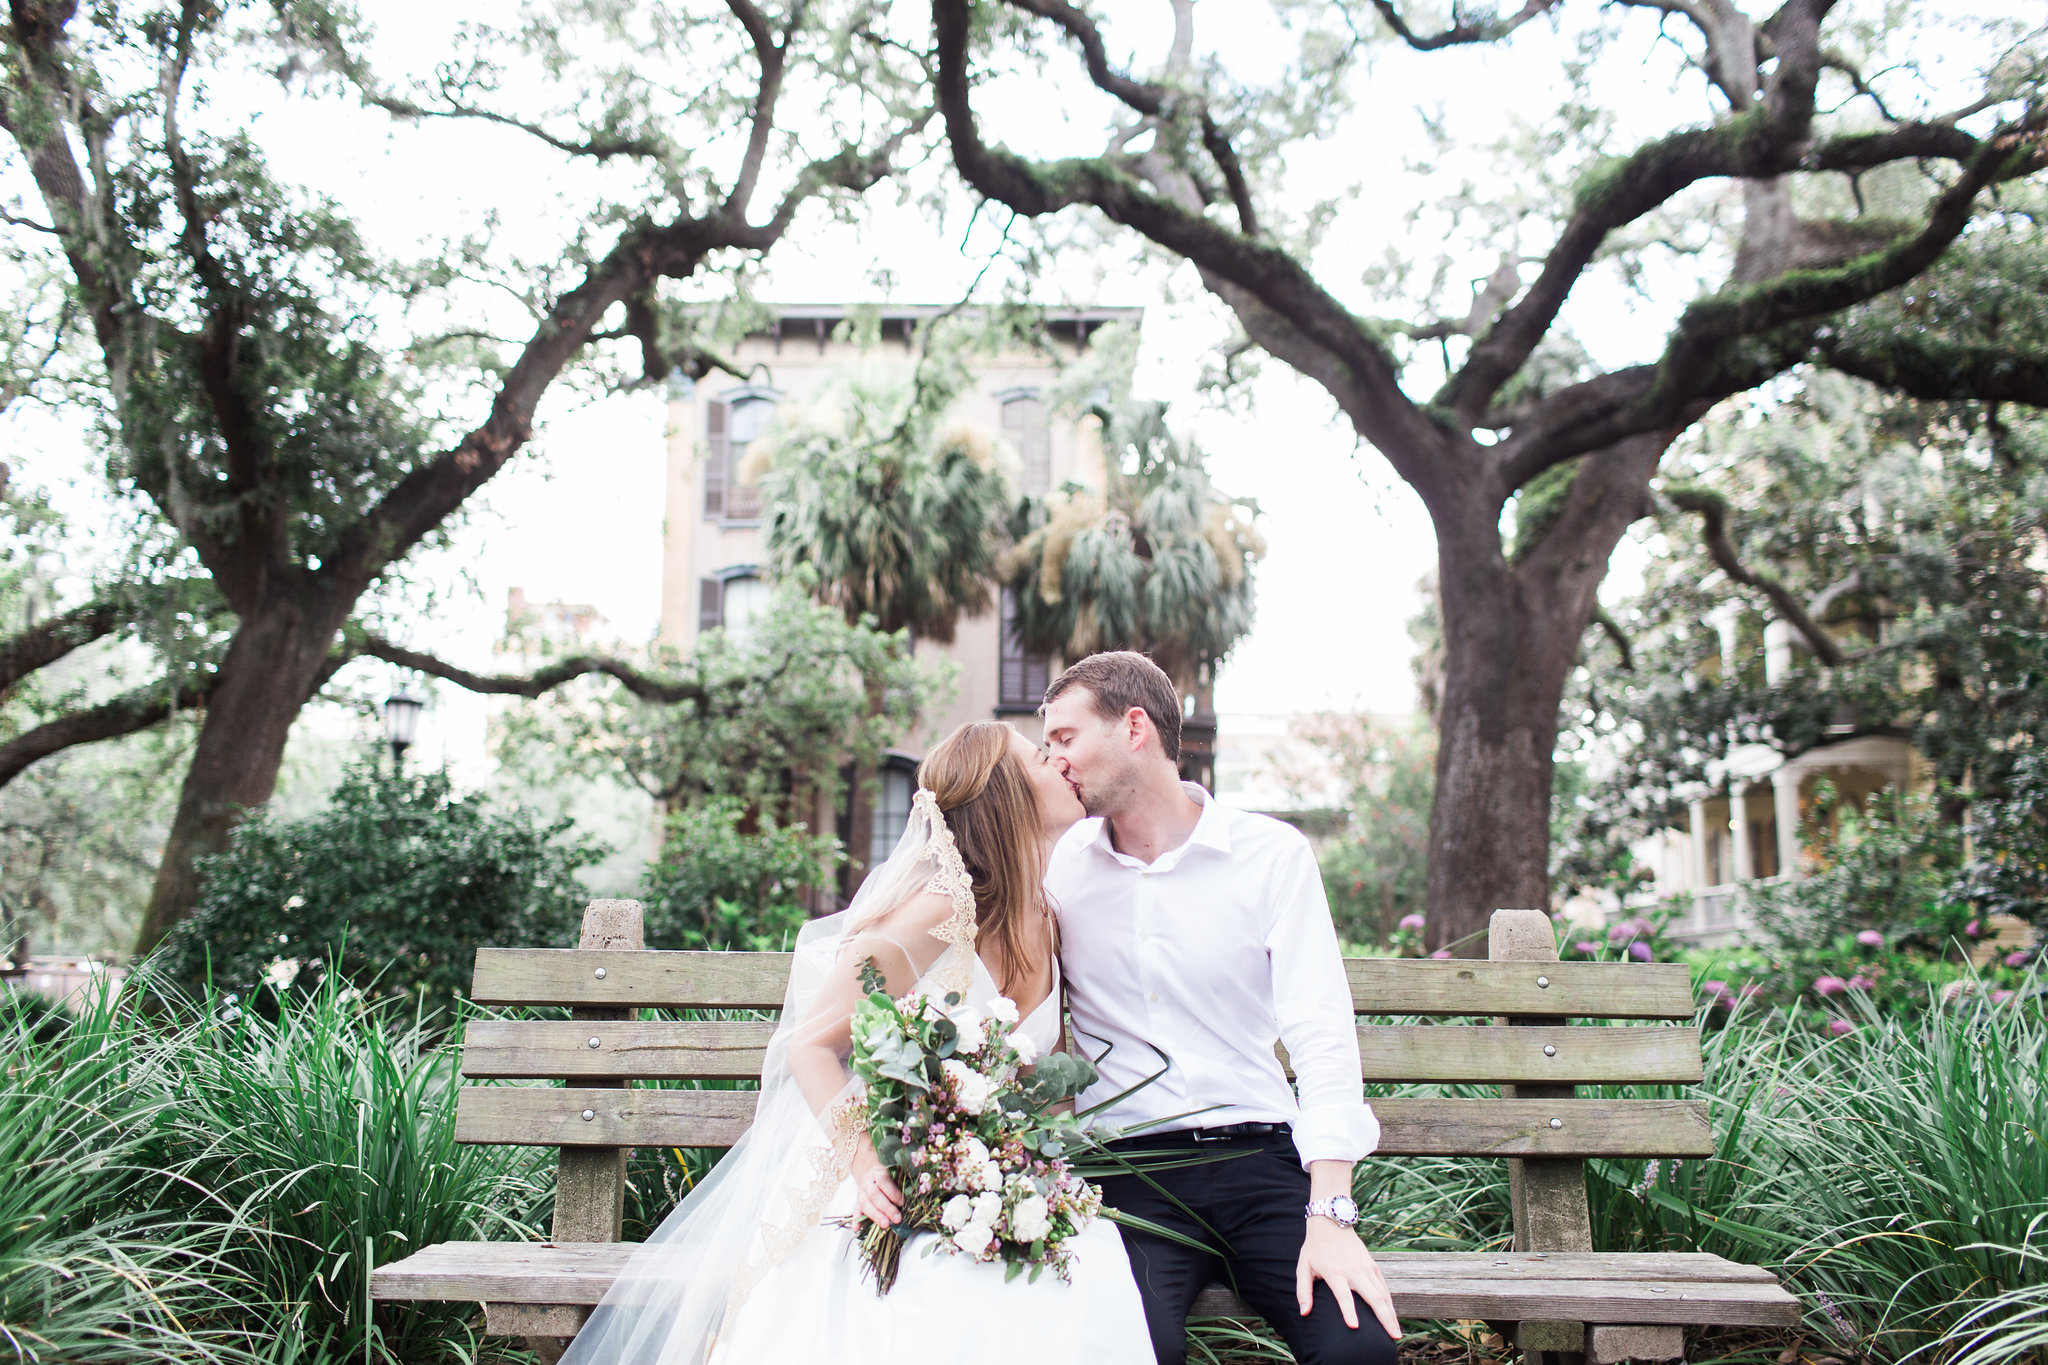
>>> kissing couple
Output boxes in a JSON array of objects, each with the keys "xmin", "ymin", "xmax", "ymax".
[{"xmin": 562, "ymin": 651, "xmax": 1402, "ymax": 1365}]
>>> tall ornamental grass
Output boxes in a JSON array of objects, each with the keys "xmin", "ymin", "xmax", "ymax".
[
  {"xmin": 0, "ymin": 989, "xmax": 245, "ymax": 1364},
  {"xmin": 137, "ymin": 979, "xmax": 554, "ymax": 1365}
]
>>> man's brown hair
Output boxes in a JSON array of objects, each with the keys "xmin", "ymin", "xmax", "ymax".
[{"xmin": 1041, "ymin": 651, "xmax": 1183, "ymax": 763}]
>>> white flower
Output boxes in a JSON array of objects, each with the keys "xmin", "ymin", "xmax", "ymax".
[
  {"xmin": 262, "ymin": 957, "xmax": 302, "ymax": 991},
  {"xmin": 1010, "ymin": 1195, "xmax": 1051, "ymax": 1242},
  {"xmin": 972, "ymin": 1191, "xmax": 1004, "ymax": 1227},
  {"xmin": 954, "ymin": 1017, "xmax": 987, "ymax": 1054},
  {"xmin": 958, "ymin": 1135, "xmax": 991, "ymax": 1170},
  {"xmin": 988, "ymin": 996, "xmax": 1020, "ymax": 1026},
  {"xmin": 941, "ymin": 1059, "xmax": 996, "ymax": 1115},
  {"xmin": 953, "ymin": 1221, "xmax": 995, "ymax": 1257},
  {"xmin": 976, "ymin": 1159, "xmax": 1004, "ymax": 1192},
  {"xmin": 1010, "ymin": 1032, "xmax": 1039, "ymax": 1065},
  {"xmin": 940, "ymin": 1194, "xmax": 975, "ymax": 1232},
  {"xmin": 283, "ymin": 895, "xmax": 305, "ymax": 911}
]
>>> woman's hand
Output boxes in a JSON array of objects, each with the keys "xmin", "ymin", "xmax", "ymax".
[{"xmin": 852, "ymin": 1141, "xmax": 904, "ymax": 1226}]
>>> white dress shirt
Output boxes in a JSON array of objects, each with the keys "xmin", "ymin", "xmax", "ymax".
[{"xmin": 1049, "ymin": 783, "xmax": 1379, "ymax": 1169}]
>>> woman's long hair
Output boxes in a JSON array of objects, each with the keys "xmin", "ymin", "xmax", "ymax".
[{"xmin": 916, "ymin": 721, "xmax": 1049, "ymax": 995}]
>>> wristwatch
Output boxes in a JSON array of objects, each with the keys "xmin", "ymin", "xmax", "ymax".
[{"xmin": 1303, "ymin": 1195, "xmax": 1360, "ymax": 1229}]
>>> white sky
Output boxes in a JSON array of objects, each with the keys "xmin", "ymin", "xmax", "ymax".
[{"xmin": 5, "ymin": 0, "xmax": 2014, "ymax": 770}]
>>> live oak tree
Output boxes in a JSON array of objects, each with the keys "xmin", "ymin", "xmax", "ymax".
[
  {"xmin": 929, "ymin": 0, "xmax": 2048, "ymax": 950},
  {"xmin": 0, "ymin": 0, "xmax": 926, "ymax": 952}
]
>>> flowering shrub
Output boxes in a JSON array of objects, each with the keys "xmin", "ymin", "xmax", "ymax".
[{"xmin": 844, "ymin": 964, "xmax": 1103, "ymax": 1292}]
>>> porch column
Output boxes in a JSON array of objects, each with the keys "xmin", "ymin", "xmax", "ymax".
[
  {"xmin": 1729, "ymin": 782, "xmax": 1755, "ymax": 883},
  {"xmin": 1772, "ymin": 767, "xmax": 1803, "ymax": 880},
  {"xmin": 1688, "ymin": 799, "xmax": 1711, "ymax": 888}
]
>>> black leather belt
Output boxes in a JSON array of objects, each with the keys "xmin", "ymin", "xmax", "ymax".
[{"xmin": 1113, "ymin": 1121, "xmax": 1291, "ymax": 1146}]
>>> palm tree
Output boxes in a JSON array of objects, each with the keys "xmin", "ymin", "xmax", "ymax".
[
  {"xmin": 759, "ymin": 361, "xmax": 1012, "ymax": 884},
  {"xmin": 1004, "ymin": 400, "xmax": 1264, "ymax": 692}
]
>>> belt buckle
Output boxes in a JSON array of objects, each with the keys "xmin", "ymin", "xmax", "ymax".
[{"xmin": 1189, "ymin": 1125, "xmax": 1230, "ymax": 1143}]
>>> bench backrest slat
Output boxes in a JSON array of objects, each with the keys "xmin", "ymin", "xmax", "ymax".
[
  {"xmin": 472, "ymin": 949, "xmax": 1697, "ymax": 1019},
  {"xmin": 463, "ymin": 1019, "xmax": 1701, "ymax": 1086},
  {"xmin": 453, "ymin": 1088, "xmax": 1713, "ymax": 1158}
]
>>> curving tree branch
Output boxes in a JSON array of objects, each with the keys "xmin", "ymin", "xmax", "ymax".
[
  {"xmin": 0, "ymin": 599, "xmax": 124, "ymax": 696},
  {"xmin": 1667, "ymin": 485, "xmax": 1846, "ymax": 665},
  {"xmin": 357, "ymin": 635, "xmax": 715, "ymax": 707},
  {"xmin": 0, "ymin": 674, "xmax": 214, "ymax": 788}
]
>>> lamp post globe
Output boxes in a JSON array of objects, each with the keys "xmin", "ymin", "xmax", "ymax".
[{"xmin": 383, "ymin": 690, "xmax": 423, "ymax": 767}]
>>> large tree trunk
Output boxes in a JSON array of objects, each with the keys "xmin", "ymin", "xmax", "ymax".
[
  {"xmin": 1422, "ymin": 435, "xmax": 1671, "ymax": 954},
  {"xmin": 132, "ymin": 594, "xmax": 345, "ymax": 955}
]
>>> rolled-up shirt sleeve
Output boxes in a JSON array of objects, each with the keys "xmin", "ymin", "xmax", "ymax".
[{"xmin": 1265, "ymin": 836, "xmax": 1379, "ymax": 1168}]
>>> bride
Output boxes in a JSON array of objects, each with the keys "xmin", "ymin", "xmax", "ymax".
[{"xmin": 560, "ymin": 721, "xmax": 1156, "ymax": 1364}]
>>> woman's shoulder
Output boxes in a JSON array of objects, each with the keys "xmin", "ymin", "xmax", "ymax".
[{"xmin": 850, "ymin": 889, "xmax": 956, "ymax": 940}]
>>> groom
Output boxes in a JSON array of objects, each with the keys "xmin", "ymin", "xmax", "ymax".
[{"xmin": 1041, "ymin": 652, "xmax": 1400, "ymax": 1365}]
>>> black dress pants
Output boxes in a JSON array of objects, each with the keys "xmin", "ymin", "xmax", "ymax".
[{"xmin": 1096, "ymin": 1131, "xmax": 1400, "ymax": 1365}]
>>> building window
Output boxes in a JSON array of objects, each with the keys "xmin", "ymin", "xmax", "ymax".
[
  {"xmin": 1000, "ymin": 390, "xmax": 1050, "ymax": 496},
  {"xmin": 703, "ymin": 391, "xmax": 778, "ymax": 521},
  {"xmin": 998, "ymin": 587, "xmax": 1051, "ymax": 711},
  {"xmin": 697, "ymin": 567, "xmax": 770, "ymax": 647},
  {"xmin": 871, "ymin": 761, "xmax": 917, "ymax": 868}
]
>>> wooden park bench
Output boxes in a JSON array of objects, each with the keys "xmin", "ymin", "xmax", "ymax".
[{"xmin": 370, "ymin": 901, "xmax": 1799, "ymax": 1362}]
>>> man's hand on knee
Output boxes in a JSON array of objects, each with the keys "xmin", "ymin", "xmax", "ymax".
[{"xmin": 1296, "ymin": 1219, "xmax": 1400, "ymax": 1340}]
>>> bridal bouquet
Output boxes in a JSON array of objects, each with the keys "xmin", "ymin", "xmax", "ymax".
[{"xmin": 843, "ymin": 960, "xmax": 1104, "ymax": 1293}]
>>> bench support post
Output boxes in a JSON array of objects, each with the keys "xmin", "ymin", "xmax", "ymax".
[
  {"xmin": 516, "ymin": 900, "xmax": 643, "ymax": 1359},
  {"xmin": 1491, "ymin": 908, "xmax": 1594, "ymax": 1365}
]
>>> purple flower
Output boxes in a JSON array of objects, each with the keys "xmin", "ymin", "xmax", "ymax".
[
  {"xmin": 2005, "ymin": 951, "xmax": 2030, "ymax": 968},
  {"xmin": 1607, "ymin": 922, "xmax": 1634, "ymax": 943},
  {"xmin": 1856, "ymin": 929, "xmax": 1885, "ymax": 948},
  {"xmin": 1813, "ymin": 975, "xmax": 1848, "ymax": 997},
  {"xmin": 1628, "ymin": 941, "xmax": 1654, "ymax": 962},
  {"xmin": 1992, "ymin": 989, "xmax": 2016, "ymax": 1005},
  {"xmin": 1398, "ymin": 913, "xmax": 1426, "ymax": 932},
  {"xmin": 1738, "ymin": 983, "xmax": 1764, "ymax": 999},
  {"xmin": 1430, "ymin": 949, "xmax": 1452, "ymax": 960},
  {"xmin": 1965, "ymin": 919, "xmax": 1982, "ymax": 937},
  {"xmin": 1700, "ymin": 979, "xmax": 1732, "ymax": 1000},
  {"xmin": 1574, "ymin": 941, "xmax": 1599, "ymax": 955},
  {"xmin": 1826, "ymin": 1019, "xmax": 1855, "ymax": 1036},
  {"xmin": 1846, "ymin": 975, "xmax": 1875, "ymax": 991}
]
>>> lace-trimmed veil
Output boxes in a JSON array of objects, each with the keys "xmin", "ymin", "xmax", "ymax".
[{"xmin": 559, "ymin": 789, "xmax": 977, "ymax": 1365}]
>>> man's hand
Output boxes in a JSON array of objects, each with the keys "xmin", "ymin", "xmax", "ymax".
[{"xmin": 1297, "ymin": 1217, "xmax": 1401, "ymax": 1339}]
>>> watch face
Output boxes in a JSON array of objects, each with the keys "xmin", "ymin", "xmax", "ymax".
[{"xmin": 1332, "ymin": 1197, "xmax": 1359, "ymax": 1220}]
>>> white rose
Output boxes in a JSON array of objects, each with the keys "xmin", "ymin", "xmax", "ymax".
[
  {"xmin": 940, "ymin": 1194, "xmax": 975, "ymax": 1232},
  {"xmin": 972, "ymin": 1191, "xmax": 1004, "ymax": 1227},
  {"xmin": 951, "ymin": 1009, "xmax": 986, "ymax": 1053},
  {"xmin": 1010, "ymin": 1032, "xmax": 1039, "ymax": 1065},
  {"xmin": 976, "ymin": 1159, "xmax": 1004, "ymax": 1192},
  {"xmin": 988, "ymin": 996, "xmax": 1020, "ymax": 1026},
  {"xmin": 953, "ymin": 1221, "xmax": 995, "ymax": 1257},
  {"xmin": 958, "ymin": 1135, "xmax": 991, "ymax": 1170},
  {"xmin": 1010, "ymin": 1195, "xmax": 1051, "ymax": 1242},
  {"xmin": 941, "ymin": 1060, "xmax": 994, "ymax": 1115}
]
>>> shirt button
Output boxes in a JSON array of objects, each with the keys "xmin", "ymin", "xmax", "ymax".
[{"xmin": 1148, "ymin": 992, "xmax": 1160, "ymax": 1003}]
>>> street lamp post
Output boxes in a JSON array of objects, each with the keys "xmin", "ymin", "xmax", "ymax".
[{"xmin": 383, "ymin": 690, "xmax": 423, "ymax": 768}]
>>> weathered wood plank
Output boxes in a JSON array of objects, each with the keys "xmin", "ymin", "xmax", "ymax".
[
  {"xmin": 1347, "ymin": 959, "xmax": 1694, "ymax": 1020},
  {"xmin": 373, "ymin": 1243, "xmax": 1797, "ymax": 1326},
  {"xmin": 1355, "ymin": 1024, "xmax": 1702, "ymax": 1084},
  {"xmin": 470, "ymin": 950, "xmax": 1694, "ymax": 1019},
  {"xmin": 457, "ymin": 1090, "xmax": 1711, "ymax": 1157},
  {"xmin": 470, "ymin": 950, "xmax": 793, "ymax": 1010},
  {"xmin": 1370, "ymin": 1098, "xmax": 1711, "ymax": 1158},
  {"xmin": 477, "ymin": 1020, "xmax": 1699, "ymax": 1086},
  {"xmin": 1588, "ymin": 1324, "xmax": 1687, "ymax": 1362},
  {"xmin": 456, "ymin": 1087, "xmax": 759, "ymax": 1148},
  {"xmin": 463, "ymin": 1021, "xmax": 777, "ymax": 1079}
]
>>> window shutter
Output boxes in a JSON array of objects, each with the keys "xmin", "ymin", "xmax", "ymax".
[
  {"xmin": 703, "ymin": 398, "xmax": 729, "ymax": 518},
  {"xmin": 1003, "ymin": 396, "xmax": 1051, "ymax": 496},
  {"xmin": 698, "ymin": 577, "xmax": 723, "ymax": 633}
]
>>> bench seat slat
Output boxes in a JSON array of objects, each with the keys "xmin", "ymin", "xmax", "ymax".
[
  {"xmin": 455, "ymin": 1090, "xmax": 1712, "ymax": 1158},
  {"xmin": 370, "ymin": 1243, "xmax": 1798, "ymax": 1327},
  {"xmin": 466, "ymin": 1020, "xmax": 1703, "ymax": 1084},
  {"xmin": 470, "ymin": 951, "xmax": 1697, "ymax": 1020}
]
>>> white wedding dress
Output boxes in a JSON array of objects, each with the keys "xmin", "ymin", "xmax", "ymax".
[
  {"xmin": 559, "ymin": 790, "xmax": 1154, "ymax": 1365},
  {"xmin": 706, "ymin": 952, "xmax": 1153, "ymax": 1363}
]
